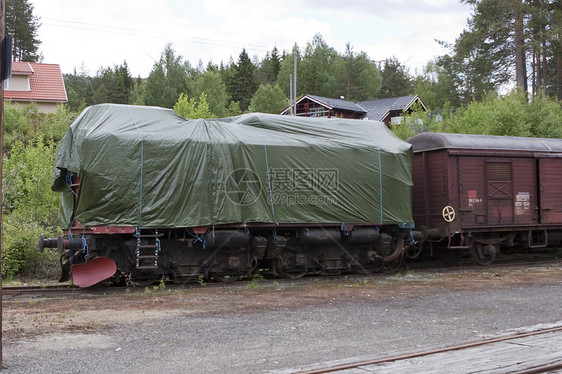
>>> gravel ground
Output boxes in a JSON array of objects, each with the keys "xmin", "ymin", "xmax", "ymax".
[{"xmin": 2, "ymin": 264, "xmax": 562, "ymax": 373}]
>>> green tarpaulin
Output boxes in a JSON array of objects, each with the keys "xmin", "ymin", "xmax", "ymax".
[{"xmin": 53, "ymin": 104, "xmax": 413, "ymax": 229}]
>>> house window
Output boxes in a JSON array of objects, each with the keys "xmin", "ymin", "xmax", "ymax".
[
  {"xmin": 390, "ymin": 116, "xmax": 404, "ymax": 125},
  {"xmin": 5, "ymin": 75, "xmax": 31, "ymax": 91}
]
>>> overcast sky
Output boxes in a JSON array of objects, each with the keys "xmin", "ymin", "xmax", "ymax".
[{"xmin": 30, "ymin": 0, "xmax": 472, "ymax": 77}]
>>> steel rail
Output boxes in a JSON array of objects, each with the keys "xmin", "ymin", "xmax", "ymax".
[
  {"xmin": 3, "ymin": 256, "xmax": 561, "ymax": 298},
  {"xmin": 296, "ymin": 326, "xmax": 562, "ymax": 374}
]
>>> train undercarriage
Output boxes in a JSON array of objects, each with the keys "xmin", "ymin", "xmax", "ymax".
[
  {"xmin": 40, "ymin": 224, "xmax": 408, "ymax": 287},
  {"xmin": 409, "ymin": 225, "xmax": 562, "ymax": 266}
]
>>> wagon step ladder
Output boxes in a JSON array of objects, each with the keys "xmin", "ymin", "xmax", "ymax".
[{"xmin": 134, "ymin": 230, "xmax": 162, "ymax": 270}]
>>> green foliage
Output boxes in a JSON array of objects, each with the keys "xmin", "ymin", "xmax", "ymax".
[
  {"xmin": 441, "ymin": 0, "xmax": 562, "ymax": 101},
  {"xmin": 277, "ymin": 47, "xmax": 303, "ymax": 99},
  {"xmin": 341, "ymin": 43, "xmax": 381, "ymax": 100},
  {"xmin": 194, "ymin": 71, "xmax": 229, "ymax": 117},
  {"xmin": 227, "ymin": 48, "xmax": 258, "ymax": 111},
  {"xmin": 173, "ymin": 92, "xmax": 214, "ymax": 119},
  {"xmin": 526, "ymin": 93, "xmax": 562, "ymax": 138},
  {"xmin": 6, "ymin": 0, "xmax": 42, "ymax": 62},
  {"xmin": 391, "ymin": 103, "xmax": 435, "ymax": 140},
  {"xmin": 247, "ymin": 270, "xmax": 265, "ymax": 289},
  {"xmin": 197, "ymin": 274, "xmax": 207, "ymax": 286},
  {"xmin": 302, "ymin": 35, "xmax": 344, "ymax": 97},
  {"xmin": 3, "ymin": 139, "xmax": 60, "ymax": 224},
  {"xmin": 64, "ymin": 35, "xmax": 405, "ymax": 114},
  {"xmin": 3, "ymin": 102, "xmax": 75, "ymax": 150},
  {"xmin": 277, "ymin": 35, "xmax": 382, "ymax": 102},
  {"xmin": 227, "ymin": 101, "xmax": 242, "ymax": 116},
  {"xmin": 438, "ymin": 91, "xmax": 531, "ymax": 136},
  {"xmin": 154, "ymin": 279, "xmax": 166, "ymax": 291},
  {"xmin": 1, "ymin": 102, "xmax": 76, "ymax": 280},
  {"xmin": 257, "ymin": 46, "xmax": 281, "ymax": 85},
  {"xmin": 391, "ymin": 116, "xmax": 420, "ymax": 141},
  {"xmin": 144, "ymin": 44, "xmax": 192, "ymax": 108},
  {"xmin": 129, "ymin": 79, "xmax": 146, "ymax": 105},
  {"xmin": 413, "ymin": 60, "xmax": 461, "ymax": 111},
  {"xmin": 34, "ymin": 105, "xmax": 76, "ymax": 144},
  {"xmin": 379, "ymin": 56, "xmax": 413, "ymax": 98},
  {"xmin": 3, "ymin": 101, "xmax": 37, "ymax": 148},
  {"xmin": 398, "ymin": 90, "xmax": 562, "ymax": 140},
  {"xmin": 249, "ymin": 84, "xmax": 289, "ymax": 113},
  {"xmin": 64, "ymin": 65, "xmax": 94, "ymax": 111},
  {"xmin": 2, "ymin": 213, "xmax": 60, "ymax": 281},
  {"xmin": 65, "ymin": 62, "xmax": 134, "ymax": 109},
  {"xmin": 2, "ymin": 140, "xmax": 61, "ymax": 280}
]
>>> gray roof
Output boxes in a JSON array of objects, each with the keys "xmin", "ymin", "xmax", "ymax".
[
  {"xmin": 407, "ymin": 132, "xmax": 562, "ymax": 153},
  {"xmin": 306, "ymin": 95, "xmax": 367, "ymax": 113},
  {"xmin": 282, "ymin": 94, "xmax": 423, "ymax": 119},
  {"xmin": 358, "ymin": 95, "xmax": 420, "ymax": 121}
]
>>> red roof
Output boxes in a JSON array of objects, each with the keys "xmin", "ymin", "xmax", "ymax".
[
  {"xmin": 5, "ymin": 62, "xmax": 68, "ymax": 103},
  {"xmin": 11, "ymin": 61, "xmax": 34, "ymax": 75}
]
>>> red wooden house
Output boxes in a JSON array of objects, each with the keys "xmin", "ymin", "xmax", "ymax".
[{"xmin": 281, "ymin": 94, "xmax": 426, "ymax": 127}]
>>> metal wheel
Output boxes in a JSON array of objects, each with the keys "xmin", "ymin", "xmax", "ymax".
[
  {"xmin": 383, "ymin": 256, "xmax": 403, "ymax": 273},
  {"xmin": 211, "ymin": 255, "xmax": 258, "ymax": 283},
  {"xmin": 351, "ymin": 250, "xmax": 384, "ymax": 274},
  {"xmin": 470, "ymin": 242, "xmax": 497, "ymax": 266},
  {"xmin": 278, "ymin": 251, "xmax": 308, "ymax": 279}
]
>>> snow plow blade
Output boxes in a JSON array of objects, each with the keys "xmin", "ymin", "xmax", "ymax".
[{"xmin": 71, "ymin": 257, "xmax": 117, "ymax": 288}]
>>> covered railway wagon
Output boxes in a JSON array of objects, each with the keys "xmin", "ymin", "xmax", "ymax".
[
  {"xmin": 407, "ymin": 132, "xmax": 562, "ymax": 265},
  {"xmin": 40, "ymin": 104, "xmax": 414, "ymax": 287}
]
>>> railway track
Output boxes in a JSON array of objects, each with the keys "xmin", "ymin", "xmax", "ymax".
[
  {"xmin": 289, "ymin": 325, "xmax": 562, "ymax": 374},
  {"xmin": 3, "ymin": 254, "xmax": 561, "ymax": 299},
  {"xmin": 1, "ymin": 284, "xmax": 124, "ymax": 297}
]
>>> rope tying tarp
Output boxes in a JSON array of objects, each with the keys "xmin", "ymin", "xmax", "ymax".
[
  {"xmin": 263, "ymin": 144, "xmax": 276, "ymax": 222},
  {"xmin": 127, "ymin": 108, "xmax": 144, "ymax": 230}
]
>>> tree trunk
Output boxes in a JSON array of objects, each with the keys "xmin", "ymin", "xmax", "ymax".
[
  {"xmin": 558, "ymin": 37, "xmax": 562, "ymax": 101},
  {"xmin": 532, "ymin": 46, "xmax": 537, "ymax": 95},
  {"xmin": 514, "ymin": 2, "xmax": 527, "ymax": 93}
]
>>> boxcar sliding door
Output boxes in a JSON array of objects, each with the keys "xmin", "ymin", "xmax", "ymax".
[
  {"xmin": 485, "ymin": 161, "xmax": 514, "ymax": 225},
  {"xmin": 538, "ymin": 157, "xmax": 562, "ymax": 223}
]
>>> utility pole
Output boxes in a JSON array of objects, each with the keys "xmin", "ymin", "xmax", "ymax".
[
  {"xmin": 289, "ymin": 74, "xmax": 293, "ymax": 115},
  {"xmin": 293, "ymin": 43, "xmax": 297, "ymax": 115},
  {"xmin": 0, "ymin": 0, "xmax": 5, "ymax": 369}
]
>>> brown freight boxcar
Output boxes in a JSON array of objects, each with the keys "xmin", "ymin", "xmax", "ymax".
[{"xmin": 407, "ymin": 132, "xmax": 562, "ymax": 265}]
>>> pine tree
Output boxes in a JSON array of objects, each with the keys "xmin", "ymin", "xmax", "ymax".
[
  {"xmin": 378, "ymin": 57, "xmax": 413, "ymax": 98},
  {"xmin": 443, "ymin": 0, "xmax": 562, "ymax": 101},
  {"xmin": 144, "ymin": 44, "xmax": 191, "ymax": 108},
  {"xmin": 6, "ymin": 0, "xmax": 42, "ymax": 62},
  {"xmin": 64, "ymin": 65, "xmax": 94, "ymax": 111},
  {"xmin": 257, "ymin": 46, "xmax": 282, "ymax": 85},
  {"xmin": 227, "ymin": 48, "xmax": 258, "ymax": 111},
  {"xmin": 340, "ymin": 43, "xmax": 381, "ymax": 101}
]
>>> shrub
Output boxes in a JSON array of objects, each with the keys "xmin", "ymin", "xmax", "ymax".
[{"xmin": 2, "ymin": 139, "xmax": 61, "ymax": 280}]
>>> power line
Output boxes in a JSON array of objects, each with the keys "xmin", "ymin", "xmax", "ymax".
[{"xmin": 43, "ymin": 17, "xmax": 269, "ymax": 53}]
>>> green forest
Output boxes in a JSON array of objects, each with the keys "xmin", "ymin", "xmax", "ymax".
[{"xmin": 4, "ymin": 0, "xmax": 562, "ymax": 281}]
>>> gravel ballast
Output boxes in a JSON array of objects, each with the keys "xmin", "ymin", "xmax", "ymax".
[{"xmin": 2, "ymin": 264, "xmax": 562, "ymax": 373}]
